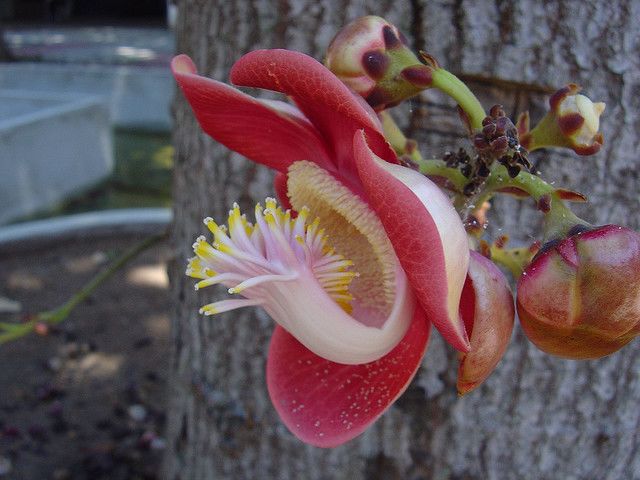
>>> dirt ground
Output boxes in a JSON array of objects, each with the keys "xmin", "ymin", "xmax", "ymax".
[{"xmin": 0, "ymin": 233, "xmax": 172, "ymax": 480}]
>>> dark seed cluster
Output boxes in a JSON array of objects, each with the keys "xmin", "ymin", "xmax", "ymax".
[
  {"xmin": 441, "ymin": 148, "xmax": 487, "ymax": 195},
  {"xmin": 449, "ymin": 104, "xmax": 533, "ymax": 196}
]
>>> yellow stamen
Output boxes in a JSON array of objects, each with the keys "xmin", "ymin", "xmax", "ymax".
[{"xmin": 189, "ymin": 198, "xmax": 358, "ymax": 314}]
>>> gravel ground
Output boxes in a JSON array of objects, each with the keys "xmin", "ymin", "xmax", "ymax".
[{"xmin": 0, "ymin": 233, "xmax": 172, "ymax": 480}]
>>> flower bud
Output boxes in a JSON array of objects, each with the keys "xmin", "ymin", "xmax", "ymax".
[
  {"xmin": 457, "ymin": 252, "xmax": 515, "ymax": 395},
  {"xmin": 517, "ymin": 225, "xmax": 640, "ymax": 359},
  {"xmin": 325, "ymin": 16, "xmax": 433, "ymax": 111},
  {"xmin": 520, "ymin": 84, "xmax": 605, "ymax": 155}
]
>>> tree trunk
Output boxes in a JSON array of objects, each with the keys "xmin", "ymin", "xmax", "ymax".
[{"xmin": 164, "ymin": 1, "xmax": 640, "ymax": 479}]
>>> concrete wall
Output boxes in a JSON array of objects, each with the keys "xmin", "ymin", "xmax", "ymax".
[
  {"xmin": 0, "ymin": 90, "xmax": 113, "ymax": 223},
  {"xmin": 0, "ymin": 63, "xmax": 173, "ymax": 131}
]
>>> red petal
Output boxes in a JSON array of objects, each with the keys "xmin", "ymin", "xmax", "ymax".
[
  {"xmin": 230, "ymin": 49, "xmax": 388, "ymax": 174},
  {"xmin": 555, "ymin": 188, "xmax": 587, "ymax": 203},
  {"xmin": 273, "ymin": 172, "xmax": 292, "ymax": 210},
  {"xmin": 267, "ymin": 308, "xmax": 429, "ymax": 448},
  {"xmin": 171, "ymin": 55, "xmax": 332, "ymax": 172},
  {"xmin": 457, "ymin": 252, "xmax": 514, "ymax": 395},
  {"xmin": 353, "ymin": 131, "xmax": 471, "ymax": 352}
]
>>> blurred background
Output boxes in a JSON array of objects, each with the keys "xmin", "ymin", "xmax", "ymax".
[
  {"xmin": 0, "ymin": 0, "xmax": 175, "ymax": 222},
  {"xmin": 0, "ymin": 1, "xmax": 175, "ymax": 478}
]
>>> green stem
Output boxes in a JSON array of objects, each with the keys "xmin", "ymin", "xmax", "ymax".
[
  {"xmin": 479, "ymin": 166, "xmax": 588, "ymax": 240},
  {"xmin": 0, "ymin": 231, "xmax": 167, "ymax": 345},
  {"xmin": 524, "ymin": 111, "xmax": 569, "ymax": 152},
  {"xmin": 379, "ymin": 110, "xmax": 410, "ymax": 154},
  {"xmin": 431, "ymin": 68, "xmax": 487, "ymax": 130},
  {"xmin": 417, "ymin": 160, "xmax": 468, "ymax": 194},
  {"xmin": 379, "ymin": 111, "xmax": 469, "ymax": 194}
]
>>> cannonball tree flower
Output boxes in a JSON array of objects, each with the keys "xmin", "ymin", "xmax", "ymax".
[
  {"xmin": 517, "ymin": 225, "xmax": 640, "ymax": 359},
  {"xmin": 172, "ymin": 49, "xmax": 471, "ymax": 446}
]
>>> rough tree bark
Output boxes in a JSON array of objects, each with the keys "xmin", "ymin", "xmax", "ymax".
[{"xmin": 164, "ymin": 1, "xmax": 640, "ymax": 479}]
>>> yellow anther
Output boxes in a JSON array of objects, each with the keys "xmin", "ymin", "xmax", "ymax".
[
  {"xmin": 265, "ymin": 197, "xmax": 277, "ymax": 210},
  {"xmin": 191, "ymin": 197, "xmax": 359, "ymax": 316},
  {"xmin": 204, "ymin": 217, "xmax": 223, "ymax": 235},
  {"xmin": 199, "ymin": 304, "xmax": 217, "ymax": 315}
]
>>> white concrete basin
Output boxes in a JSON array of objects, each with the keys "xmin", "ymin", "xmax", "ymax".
[
  {"xmin": 0, "ymin": 63, "xmax": 173, "ymax": 131},
  {"xmin": 0, "ymin": 90, "xmax": 113, "ymax": 224}
]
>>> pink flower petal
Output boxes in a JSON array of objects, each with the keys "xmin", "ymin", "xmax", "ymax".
[
  {"xmin": 267, "ymin": 307, "xmax": 429, "ymax": 447},
  {"xmin": 171, "ymin": 54, "xmax": 333, "ymax": 172},
  {"xmin": 353, "ymin": 131, "xmax": 471, "ymax": 352},
  {"xmin": 457, "ymin": 251, "xmax": 514, "ymax": 395},
  {"xmin": 229, "ymin": 49, "xmax": 387, "ymax": 175}
]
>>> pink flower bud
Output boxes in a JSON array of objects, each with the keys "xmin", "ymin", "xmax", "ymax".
[
  {"xmin": 521, "ymin": 84, "xmax": 605, "ymax": 155},
  {"xmin": 325, "ymin": 16, "xmax": 432, "ymax": 111},
  {"xmin": 550, "ymin": 84, "xmax": 605, "ymax": 155},
  {"xmin": 457, "ymin": 252, "xmax": 515, "ymax": 395},
  {"xmin": 517, "ymin": 225, "xmax": 640, "ymax": 359},
  {"xmin": 325, "ymin": 16, "xmax": 392, "ymax": 95}
]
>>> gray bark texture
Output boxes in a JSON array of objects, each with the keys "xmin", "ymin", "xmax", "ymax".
[{"xmin": 164, "ymin": 1, "xmax": 640, "ymax": 479}]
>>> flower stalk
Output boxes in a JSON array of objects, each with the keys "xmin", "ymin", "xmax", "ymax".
[
  {"xmin": 0, "ymin": 232, "xmax": 167, "ymax": 345},
  {"xmin": 429, "ymin": 66, "xmax": 486, "ymax": 130}
]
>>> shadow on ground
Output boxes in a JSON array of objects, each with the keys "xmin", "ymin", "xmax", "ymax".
[{"xmin": 0, "ymin": 233, "xmax": 171, "ymax": 479}]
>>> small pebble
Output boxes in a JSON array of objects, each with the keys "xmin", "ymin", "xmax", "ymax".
[
  {"xmin": 128, "ymin": 404, "xmax": 147, "ymax": 422},
  {"xmin": 0, "ymin": 296, "xmax": 21, "ymax": 314},
  {"xmin": 46, "ymin": 357, "xmax": 63, "ymax": 372},
  {"xmin": 150, "ymin": 437, "xmax": 166, "ymax": 451}
]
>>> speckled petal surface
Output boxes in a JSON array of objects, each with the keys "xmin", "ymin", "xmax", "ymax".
[{"xmin": 266, "ymin": 307, "xmax": 429, "ymax": 447}]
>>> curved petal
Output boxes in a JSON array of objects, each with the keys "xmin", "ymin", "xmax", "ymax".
[
  {"xmin": 171, "ymin": 55, "xmax": 333, "ymax": 172},
  {"xmin": 192, "ymin": 196, "xmax": 415, "ymax": 365},
  {"xmin": 457, "ymin": 251, "xmax": 514, "ymax": 395},
  {"xmin": 229, "ymin": 49, "xmax": 391, "ymax": 174},
  {"xmin": 353, "ymin": 130, "xmax": 471, "ymax": 352},
  {"xmin": 261, "ymin": 264, "xmax": 415, "ymax": 365},
  {"xmin": 267, "ymin": 307, "xmax": 430, "ymax": 447}
]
